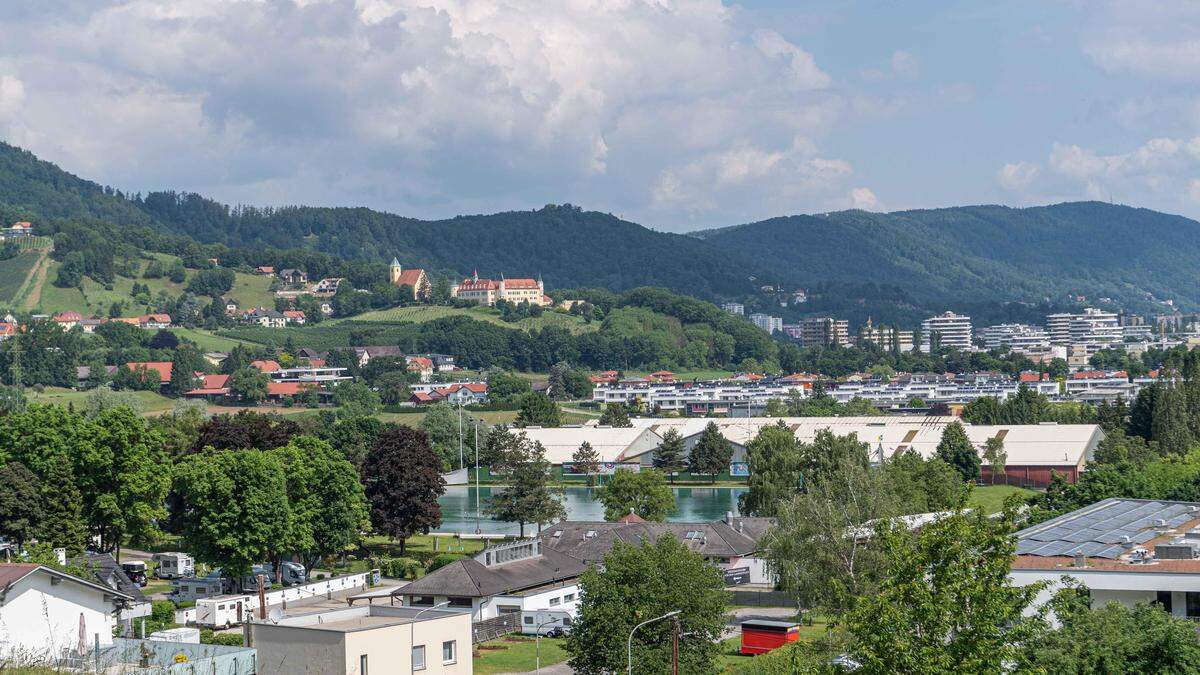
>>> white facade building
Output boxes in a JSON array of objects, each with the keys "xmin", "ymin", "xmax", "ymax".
[
  {"xmin": 980, "ymin": 323, "xmax": 1050, "ymax": 353},
  {"xmin": 749, "ymin": 313, "xmax": 783, "ymax": 334},
  {"xmin": 721, "ymin": 302, "xmax": 745, "ymax": 316},
  {"xmin": 921, "ymin": 311, "xmax": 972, "ymax": 351},
  {"xmin": 0, "ymin": 564, "xmax": 133, "ymax": 663},
  {"xmin": 591, "ymin": 378, "xmax": 809, "ymax": 414}
]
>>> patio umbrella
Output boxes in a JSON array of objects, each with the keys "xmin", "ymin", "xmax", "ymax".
[{"xmin": 77, "ymin": 612, "xmax": 87, "ymax": 656}]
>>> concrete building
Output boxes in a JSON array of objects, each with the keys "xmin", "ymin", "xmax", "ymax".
[
  {"xmin": 979, "ymin": 323, "xmax": 1050, "ymax": 352},
  {"xmin": 721, "ymin": 302, "xmax": 745, "ymax": 316},
  {"xmin": 855, "ymin": 320, "xmax": 913, "ymax": 352},
  {"xmin": 749, "ymin": 313, "xmax": 783, "ymax": 335},
  {"xmin": 921, "ymin": 311, "xmax": 972, "ymax": 351},
  {"xmin": 789, "ymin": 316, "xmax": 850, "ymax": 347},
  {"xmin": 1011, "ymin": 498, "xmax": 1200, "ymax": 623},
  {"xmin": 0, "ymin": 564, "xmax": 134, "ymax": 663},
  {"xmin": 451, "ymin": 271, "xmax": 549, "ymax": 307},
  {"xmin": 251, "ymin": 604, "xmax": 471, "ymax": 675},
  {"xmin": 1046, "ymin": 308, "xmax": 1121, "ymax": 349},
  {"xmin": 590, "ymin": 377, "xmax": 810, "ymax": 415}
]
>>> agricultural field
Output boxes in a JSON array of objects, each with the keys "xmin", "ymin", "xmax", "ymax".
[
  {"xmin": 0, "ymin": 251, "xmax": 45, "ymax": 306},
  {"xmin": 27, "ymin": 387, "xmax": 177, "ymax": 413},
  {"xmin": 348, "ymin": 304, "xmax": 597, "ymax": 334},
  {"xmin": 168, "ymin": 327, "xmax": 253, "ymax": 352},
  {"xmin": 968, "ymin": 484, "xmax": 1036, "ymax": 514}
]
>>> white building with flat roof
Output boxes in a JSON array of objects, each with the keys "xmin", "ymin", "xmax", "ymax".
[
  {"xmin": 921, "ymin": 311, "xmax": 972, "ymax": 351},
  {"xmin": 252, "ymin": 604, "xmax": 471, "ymax": 675}
]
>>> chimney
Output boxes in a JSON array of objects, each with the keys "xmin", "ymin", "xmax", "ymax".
[{"xmin": 1073, "ymin": 552, "xmax": 1086, "ymax": 568}]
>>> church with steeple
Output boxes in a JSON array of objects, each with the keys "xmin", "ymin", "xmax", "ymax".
[
  {"xmin": 450, "ymin": 269, "xmax": 550, "ymax": 307},
  {"xmin": 388, "ymin": 258, "xmax": 431, "ymax": 301}
]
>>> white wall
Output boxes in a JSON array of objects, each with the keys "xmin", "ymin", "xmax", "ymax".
[
  {"xmin": 0, "ymin": 571, "xmax": 118, "ymax": 662},
  {"xmin": 1011, "ymin": 567, "xmax": 1200, "ymax": 625}
]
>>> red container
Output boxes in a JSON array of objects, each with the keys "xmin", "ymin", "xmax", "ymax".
[{"xmin": 740, "ymin": 619, "xmax": 800, "ymax": 655}]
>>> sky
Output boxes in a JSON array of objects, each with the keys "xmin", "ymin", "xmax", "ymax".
[{"xmin": 1, "ymin": 0, "xmax": 1199, "ymax": 231}]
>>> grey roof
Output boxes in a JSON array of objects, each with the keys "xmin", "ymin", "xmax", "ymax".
[
  {"xmin": 539, "ymin": 519, "xmax": 766, "ymax": 563},
  {"xmin": 1016, "ymin": 498, "xmax": 1200, "ymax": 559},
  {"xmin": 398, "ymin": 547, "xmax": 586, "ymax": 598},
  {"xmin": 72, "ymin": 553, "xmax": 147, "ymax": 603}
]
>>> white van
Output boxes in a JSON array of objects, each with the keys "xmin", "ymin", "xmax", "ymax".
[
  {"xmin": 154, "ymin": 552, "xmax": 195, "ymax": 579},
  {"xmin": 169, "ymin": 576, "xmax": 223, "ymax": 603},
  {"xmin": 195, "ymin": 594, "xmax": 254, "ymax": 628}
]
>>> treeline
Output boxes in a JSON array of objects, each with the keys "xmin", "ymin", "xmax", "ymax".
[{"xmin": 1024, "ymin": 350, "xmax": 1200, "ymax": 523}]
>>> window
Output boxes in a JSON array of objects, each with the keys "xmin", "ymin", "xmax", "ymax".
[
  {"xmin": 524, "ymin": 616, "xmax": 534, "ymax": 625},
  {"xmin": 448, "ymin": 596, "xmax": 473, "ymax": 608},
  {"xmin": 562, "ymin": 616, "xmax": 573, "ymax": 627},
  {"xmin": 1186, "ymin": 592, "xmax": 1200, "ymax": 618},
  {"xmin": 218, "ymin": 604, "xmax": 225, "ymax": 610},
  {"xmin": 442, "ymin": 640, "xmax": 456, "ymax": 664},
  {"xmin": 411, "ymin": 645, "xmax": 426, "ymax": 671},
  {"xmin": 549, "ymin": 597, "xmax": 561, "ymax": 606},
  {"xmin": 1157, "ymin": 591, "xmax": 1174, "ymax": 614},
  {"xmin": 359, "ymin": 654, "xmax": 368, "ymax": 675},
  {"xmin": 563, "ymin": 594, "xmax": 575, "ymax": 602}
]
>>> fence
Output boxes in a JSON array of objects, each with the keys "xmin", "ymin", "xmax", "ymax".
[
  {"xmin": 472, "ymin": 613, "xmax": 521, "ymax": 643},
  {"xmin": 175, "ymin": 572, "xmax": 370, "ymax": 625},
  {"xmin": 50, "ymin": 638, "xmax": 255, "ymax": 675}
]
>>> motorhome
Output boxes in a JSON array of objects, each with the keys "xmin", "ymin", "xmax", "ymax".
[
  {"xmin": 120, "ymin": 561, "xmax": 148, "ymax": 586},
  {"xmin": 153, "ymin": 552, "xmax": 194, "ymax": 579},
  {"xmin": 207, "ymin": 565, "xmax": 274, "ymax": 593},
  {"xmin": 278, "ymin": 561, "xmax": 306, "ymax": 586},
  {"xmin": 195, "ymin": 594, "xmax": 254, "ymax": 628},
  {"xmin": 169, "ymin": 576, "xmax": 224, "ymax": 603}
]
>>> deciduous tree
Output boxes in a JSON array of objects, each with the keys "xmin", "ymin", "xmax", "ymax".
[
  {"xmin": 594, "ymin": 469, "xmax": 675, "ymax": 521},
  {"xmin": 485, "ymin": 434, "xmax": 565, "ymax": 536},
  {"xmin": 361, "ymin": 426, "xmax": 445, "ymax": 554},
  {"xmin": 515, "ymin": 392, "xmax": 560, "ymax": 427}
]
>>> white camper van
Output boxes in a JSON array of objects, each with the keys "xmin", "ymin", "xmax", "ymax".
[
  {"xmin": 195, "ymin": 594, "xmax": 254, "ymax": 628},
  {"xmin": 153, "ymin": 552, "xmax": 195, "ymax": 579}
]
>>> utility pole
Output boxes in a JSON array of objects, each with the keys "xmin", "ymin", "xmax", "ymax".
[
  {"xmin": 474, "ymin": 419, "xmax": 481, "ymax": 534},
  {"xmin": 458, "ymin": 403, "xmax": 464, "ymax": 470},
  {"xmin": 672, "ymin": 617, "xmax": 680, "ymax": 675}
]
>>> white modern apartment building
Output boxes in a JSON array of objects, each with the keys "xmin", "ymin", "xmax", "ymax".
[
  {"xmin": 592, "ymin": 378, "xmax": 809, "ymax": 414},
  {"xmin": 979, "ymin": 323, "xmax": 1051, "ymax": 353},
  {"xmin": 1046, "ymin": 308, "xmax": 1120, "ymax": 347},
  {"xmin": 921, "ymin": 311, "xmax": 972, "ymax": 351},
  {"xmin": 749, "ymin": 313, "xmax": 783, "ymax": 334},
  {"xmin": 856, "ymin": 323, "xmax": 914, "ymax": 353},
  {"xmin": 721, "ymin": 302, "xmax": 745, "ymax": 316},
  {"xmin": 828, "ymin": 376, "xmax": 1059, "ymax": 407}
]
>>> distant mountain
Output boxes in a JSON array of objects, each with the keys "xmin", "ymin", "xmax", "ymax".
[
  {"xmin": 2, "ymin": 140, "xmax": 1198, "ymax": 319},
  {"xmin": 695, "ymin": 203, "xmax": 1200, "ymax": 312}
]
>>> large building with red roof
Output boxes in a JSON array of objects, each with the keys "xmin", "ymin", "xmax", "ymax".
[{"xmin": 451, "ymin": 270, "xmax": 549, "ymax": 307}]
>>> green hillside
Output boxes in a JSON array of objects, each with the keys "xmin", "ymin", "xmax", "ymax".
[
  {"xmin": 345, "ymin": 304, "xmax": 597, "ymax": 334},
  {"xmin": 696, "ymin": 203, "xmax": 1200, "ymax": 312}
]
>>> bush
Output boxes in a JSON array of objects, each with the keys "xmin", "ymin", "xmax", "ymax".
[
  {"xmin": 426, "ymin": 554, "xmax": 466, "ymax": 574},
  {"xmin": 200, "ymin": 629, "xmax": 245, "ymax": 647},
  {"xmin": 383, "ymin": 557, "xmax": 424, "ymax": 580},
  {"xmin": 131, "ymin": 599, "xmax": 177, "ymax": 636}
]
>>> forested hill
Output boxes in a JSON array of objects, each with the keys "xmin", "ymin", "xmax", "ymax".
[
  {"xmin": 134, "ymin": 196, "xmax": 760, "ymax": 297},
  {"xmin": 694, "ymin": 202, "xmax": 1200, "ymax": 311},
  {"xmin": 0, "ymin": 142, "xmax": 758, "ymax": 298}
]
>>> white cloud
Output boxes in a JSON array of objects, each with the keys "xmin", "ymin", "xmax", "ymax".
[
  {"xmin": 890, "ymin": 50, "xmax": 919, "ymax": 79},
  {"xmin": 849, "ymin": 187, "xmax": 878, "ymax": 209},
  {"xmin": 0, "ymin": 0, "xmax": 855, "ymax": 227},
  {"xmin": 996, "ymin": 161, "xmax": 1039, "ymax": 191}
]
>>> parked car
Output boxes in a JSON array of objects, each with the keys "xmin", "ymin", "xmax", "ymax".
[{"xmin": 120, "ymin": 561, "xmax": 148, "ymax": 587}]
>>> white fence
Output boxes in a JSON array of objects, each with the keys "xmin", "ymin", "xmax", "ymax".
[{"xmin": 175, "ymin": 572, "xmax": 370, "ymax": 625}]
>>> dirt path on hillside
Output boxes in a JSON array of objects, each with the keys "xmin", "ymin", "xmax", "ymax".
[{"xmin": 18, "ymin": 253, "xmax": 49, "ymax": 311}]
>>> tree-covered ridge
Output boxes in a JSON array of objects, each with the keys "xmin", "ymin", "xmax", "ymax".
[{"xmin": 697, "ymin": 202, "xmax": 1200, "ymax": 311}]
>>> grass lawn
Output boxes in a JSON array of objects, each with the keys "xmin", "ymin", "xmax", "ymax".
[
  {"xmin": 970, "ymin": 484, "xmax": 1037, "ymax": 514},
  {"xmin": 377, "ymin": 410, "xmax": 520, "ymax": 427},
  {"xmin": 0, "ymin": 250, "xmax": 44, "ymax": 305},
  {"xmin": 473, "ymin": 636, "xmax": 568, "ymax": 675},
  {"xmin": 364, "ymin": 533, "xmax": 486, "ymax": 558},
  {"xmin": 170, "ymin": 327, "xmax": 253, "ymax": 352},
  {"xmin": 28, "ymin": 387, "xmax": 177, "ymax": 413},
  {"xmin": 346, "ymin": 305, "xmax": 597, "ymax": 335},
  {"xmin": 225, "ymin": 270, "xmax": 275, "ymax": 310}
]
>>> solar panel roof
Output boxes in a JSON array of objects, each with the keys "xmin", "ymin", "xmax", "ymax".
[{"xmin": 1015, "ymin": 499, "xmax": 1200, "ymax": 559}]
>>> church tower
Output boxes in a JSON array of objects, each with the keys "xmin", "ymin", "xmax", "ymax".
[{"xmin": 389, "ymin": 257, "xmax": 402, "ymax": 285}]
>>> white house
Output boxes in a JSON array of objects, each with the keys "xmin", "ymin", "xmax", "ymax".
[{"xmin": 0, "ymin": 563, "xmax": 134, "ymax": 663}]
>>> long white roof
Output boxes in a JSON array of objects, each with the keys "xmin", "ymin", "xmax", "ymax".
[
  {"xmin": 592, "ymin": 416, "xmax": 1103, "ymax": 467},
  {"xmin": 516, "ymin": 426, "xmax": 654, "ymax": 464}
]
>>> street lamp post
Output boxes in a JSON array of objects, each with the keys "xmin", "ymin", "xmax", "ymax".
[
  {"xmin": 410, "ymin": 601, "xmax": 450, "ymax": 674},
  {"xmin": 627, "ymin": 610, "xmax": 681, "ymax": 675},
  {"xmin": 535, "ymin": 616, "xmax": 561, "ymax": 673}
]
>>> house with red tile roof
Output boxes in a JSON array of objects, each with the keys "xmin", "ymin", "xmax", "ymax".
[
  {"xmin": 250, "ymin": 359, "xmax": 282, "ymax": 373},
  {"xmin": 184, "ymin": 374, "xmax": 231, "ymax": 400},
  {"xmin": 52, "ymin": 311, "xmax": 82, "ymax": 330},
  {"xmin": 282, "ymin": 310, "xmax": 307, "ymax": 325},
  {"xmin": 126, "ymin": 361, "xmax": 172, "ymax": 384}
]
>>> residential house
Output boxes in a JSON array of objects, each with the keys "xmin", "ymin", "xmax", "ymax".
[
  {"xmin": 408, "ymin": 383, "xmax": 488, "ymax": 406},
  {"xmin": 254, "ymin": 266, "xmax": 275, "ymax": 275},
  {"xmin": 250, "ymin": 605, "xmax": 471, "ymax": 675},
  {"xmin": 352, "ymin": 345, "xmax": 404, "ymax": 368},
  {"xmin": 266, "ymin": 381, "xmax": 317, "ymax": 401},
  {"xmin": 282, "ymin": 310, "xmax": 307, "ymax": 325},
  {"xmin": 71, "ymin": 553, "xmax": 152, "ymax": 631},
  {"xmin": 312, "ymin": 277, "xmax": 345, "ymax": 294},
  {"xmin": 407, "ymin": 356, "xmax": 434, "ymax": 382},
  {"xmin": 250, "ymin": 359, "xmax": 282, "ymax": 373},
  {"xmin": 389, "ymin": 258, "xmax": 432, "ymax": 300},
  {"xmin": 278, "ymin": 269, "xmax": 308, "ymax": 286},
  {"xmin": 0, "ymin": 322, "xmax": 16, "ymax": 339},
  {"xmin": 242, "ymin": 308, "xmax": 287, "ymax": 329},
  {"xmin": 184, "ymin": 373, "xmax": 231, "ymax": 401},
  {"xmin": 79, "ymin": 318, "xmax": 104, "ymax": 334},
  {"xmin": 126, "ymin": 361, "xmax": 172, "ymax": 385},
  {"xmin": 394, "ymin": 539, "xmax": 586, "ymax": 634},
  {"xmin": 0, "ymin": 563, "xmax": 134, "ymax": 662},
  {"xmin": 140, "ymin": 313, "xmax": 172, "ymax": 329},
  {"xmin": 5, "ymin": 221, "xmax": 32, "ymax": 237},
  {"xmin": 52, "ymin": 311, "xmax": 82, "ymax": 330}
]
